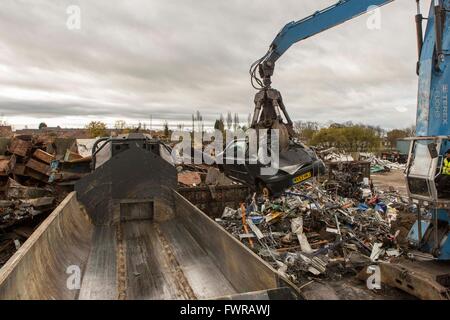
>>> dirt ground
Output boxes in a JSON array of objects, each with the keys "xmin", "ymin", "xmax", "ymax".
[
  {"xmin": 371, "ymin": 169, "xmax": 408, "ymax": 196},
  {"xmin": 301, "ymin": 276, "xmax": 416, "ymax": 300}
]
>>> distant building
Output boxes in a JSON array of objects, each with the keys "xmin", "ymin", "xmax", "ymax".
[{"xmin": 15, "ymin": 127, "xmax": 90, "ymax": 139}]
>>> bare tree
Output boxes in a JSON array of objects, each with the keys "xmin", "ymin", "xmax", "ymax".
[
  {"xmin": 226, "ymin": 112, "xmax": 233, "ymax": 131},
  {"xmin": 233, "ymin": 113, "xmax": 240, "ymax": 132},
  {"xmin": 404, "ymin": 124, "xmax": 416, "ymax": 137},
  {"xmin": 0, "ymin": 113, "xmax": 7, "ymax": 126},
  {"xmin": 294, "ymin": 120, "xmax": 319, "ymax": 143},
  {"xmin": 194, "ymin": 110, "xmax": 203, "ymax": 132},
  {"xmin": 115, "ymin": 120, "xmax": 126, "ymax": 131}
]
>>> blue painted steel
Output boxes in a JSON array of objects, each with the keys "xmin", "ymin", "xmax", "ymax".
[
  {"xmin": 407, "ymin": 220, "xmax": 431, "ymax": 245},
  {"xmin": 417, "ymin": 1, "xmax": 450, "ymax": 137},
  {"xmin": 414, "ymin": 1, "xmax": 450, "ymax": 260},
  {"xmin": 266, "ymin": 0, "xmax": 394, "ymax": 64},
  {"xmin": 440, "ymin": 238, "xmax": 450, "ymax": 260}
]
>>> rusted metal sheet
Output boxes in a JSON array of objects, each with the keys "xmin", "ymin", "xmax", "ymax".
[
  {"xmin": 5, "ymin": 178, "xmax": 52, "ymax": 199},
  {"xmin": 64, "ymin": 150, "xmax": 83, "ymax": 161},
  {"xmin": 24, "ymin": 168, "xmax": 48, "ymax": 182},
  {"xmin": 179, "ymin": 185, "xmax": 250, "ymax": 218},
  {"xmin": 53, "ymin": 172, "xmax": 86, "ymax": 182},
  {"xmin": 25, "ymin": 158, "xmax": 51, "ymax": 176},
  {"xmin": 178, "ymin": 172, "xmax": 202, "ymax": 186},
  {"xmin": 12, "ymin": 163, "xmax": 25, "ymax": 176},
  {"xmin": 379, "ymin": 260, "xmax": 450, "ymax": 300},
  {"xmin": 32, "ymin": 149, "xmax": 55, "ymax": 164},
  {"xmin": 20, "ymin": 197, "xmax": 54, "ymax": 209},
  {"xmin": 8, "ymin": 139, "xmax": 31, "ymax": 158},
  {"xmin": 0, "ymin": 156, "xmax": 11, "ymax": 176}
]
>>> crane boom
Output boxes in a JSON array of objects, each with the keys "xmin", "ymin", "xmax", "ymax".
[
  {"xmin": 251, "ymin": 0, "xmax": 394, "ymax": 89},
  {"xmin": 250, "ymin": 0, "xmax": 395, "ymax": 147}
]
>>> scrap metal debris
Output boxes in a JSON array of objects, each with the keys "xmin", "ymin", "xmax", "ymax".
[
  {"xmin": 217, "ymin": 180, "xmax": 411, "ymax": 287},
  {"xmin": 0, "ymin": 135, "xmax": 92, "ymax": 267},
  {"xmin": 317, "ymin": 148, "xmax": 406, "ymax": 174},
  {"xmin": 369, "ymin": 157, "xmax": 406, "ymax": 173}
]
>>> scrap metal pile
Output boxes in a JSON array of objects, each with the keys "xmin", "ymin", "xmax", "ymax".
[
  {"xmin": 217, "ymin": 181, "xmax": 411, "ymax": 286},
  {"xmin": 317, "ymin": 148, "xmax": 406, "ymax": 174},
  {"xmin": 323, "ymin": 161, "xmax": 371, "ymax": 199},
  {"xmin": 0, "ymin": 136, "xmax": 91, "ymax": 267},
  {"xmin": 369, "ymin": 157, "xmax": 406, "ymax": 174}
]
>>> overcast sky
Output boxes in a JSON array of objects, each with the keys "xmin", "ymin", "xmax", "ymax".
[{"xmin": 0, "ymin": 0, "xmax": 430, "ymax": 130}]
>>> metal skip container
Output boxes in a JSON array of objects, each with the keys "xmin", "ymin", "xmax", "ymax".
[{"xmin": 0, "ymin": 135, "xmax": 299, "ymax": 300}]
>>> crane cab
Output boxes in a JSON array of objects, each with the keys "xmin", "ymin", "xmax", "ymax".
[
  {"xmin": 406, "ymin": 136, "xmax": 450, "ymax": 203},
  {"xmin": 406, "ymin": 136, "xmax": 450, "ymax": 260}
]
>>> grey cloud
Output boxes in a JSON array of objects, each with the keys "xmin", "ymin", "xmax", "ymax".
[{"xmin": 0, "ymin": 0, "xmax": 426, "ymax": 129}]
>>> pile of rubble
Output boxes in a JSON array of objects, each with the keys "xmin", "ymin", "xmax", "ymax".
[
  {"xmin": 0, "ymin": 136, "xmax": 91, "ymax": 267},
  {"xmin": 216, "ymin": 181, "xmax": 411, "ymax": 287},
  {"xmin": 177, "ymin": 166, "xmax": 236, "ymax": 188},
  {"xmin": 0, "ymin": 180, "xmax": 58, "ymax": 266},
  {"xmin": 369, "ymin": 157, "xmax": 406, "ymax": 173},
  {"xmin": 0, "ymin": 136, "xmax": 91, "ymax": 184},
  {"xmin": 317, "ymin": 148, "xmax": 406, "ymax": 175}
]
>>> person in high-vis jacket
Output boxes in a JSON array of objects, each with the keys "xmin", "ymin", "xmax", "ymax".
[
  {"xmin": 437, "ymin": 149, "xmax": 450, "ymax": 197},
  {"xmin": 443, "ymin": 150, "xmax": 450, "ymax": 175}
]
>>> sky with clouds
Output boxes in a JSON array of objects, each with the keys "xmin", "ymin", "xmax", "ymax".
[{"xmin": 0, "ymin": 0, "xmax": 430, "ymax": 130}]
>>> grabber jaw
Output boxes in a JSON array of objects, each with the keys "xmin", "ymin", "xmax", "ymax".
[{"xmin": 250, "ymin": 88, "xmax": 294, "ymax": 152}]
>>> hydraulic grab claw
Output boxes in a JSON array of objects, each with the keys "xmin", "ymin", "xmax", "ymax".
[{"xmin": 250, "ymin": 87, "xmax": 294, "ymax": 151}]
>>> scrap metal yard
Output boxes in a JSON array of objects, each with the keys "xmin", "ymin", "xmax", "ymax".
[
  {"xmin": 0, "ymin": 131, "xmax": 448, "ymax": 300},
  {"xmin": 0, "ymin": 0, "xmax": 450, "ymax": 306}
]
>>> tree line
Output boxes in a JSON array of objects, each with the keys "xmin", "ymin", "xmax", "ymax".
[
  {"xmin": 83, "ymin": 117, "xmax": 416, "ymax": 153},
  {"xmin": 294, "ymin": 120, "xmax": 416, "ymax": 152}
]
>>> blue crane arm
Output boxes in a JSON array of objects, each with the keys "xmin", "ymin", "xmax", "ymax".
[
  {"xmin": 268, "ymin": 0, "xmax": 394, "ymax": 63},
  {"xmin": 253, "ymin": 0, "xmax": 394, "ymax": 88}
]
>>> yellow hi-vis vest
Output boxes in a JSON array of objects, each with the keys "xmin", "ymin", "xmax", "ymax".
[{"xmin": 444, "ymin": 158, "xmax": 450, "ymax": 175}]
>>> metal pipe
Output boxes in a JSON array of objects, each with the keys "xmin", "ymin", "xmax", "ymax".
[
  {"xmin": 434, "ymin": 0, "xmax": 443, "ymax": 59},
  {"xmin": 415, "ymin": 1, "xmax": 424, "ymax": 61},
  {"xmin": 434, "ymin": 208, "xmax": 439, "ymax": 256}
]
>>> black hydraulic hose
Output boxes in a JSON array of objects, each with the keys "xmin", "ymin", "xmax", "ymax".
[{"xmin": 434, "ymin": 1, "xmax": 444, "ymax": 60}]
